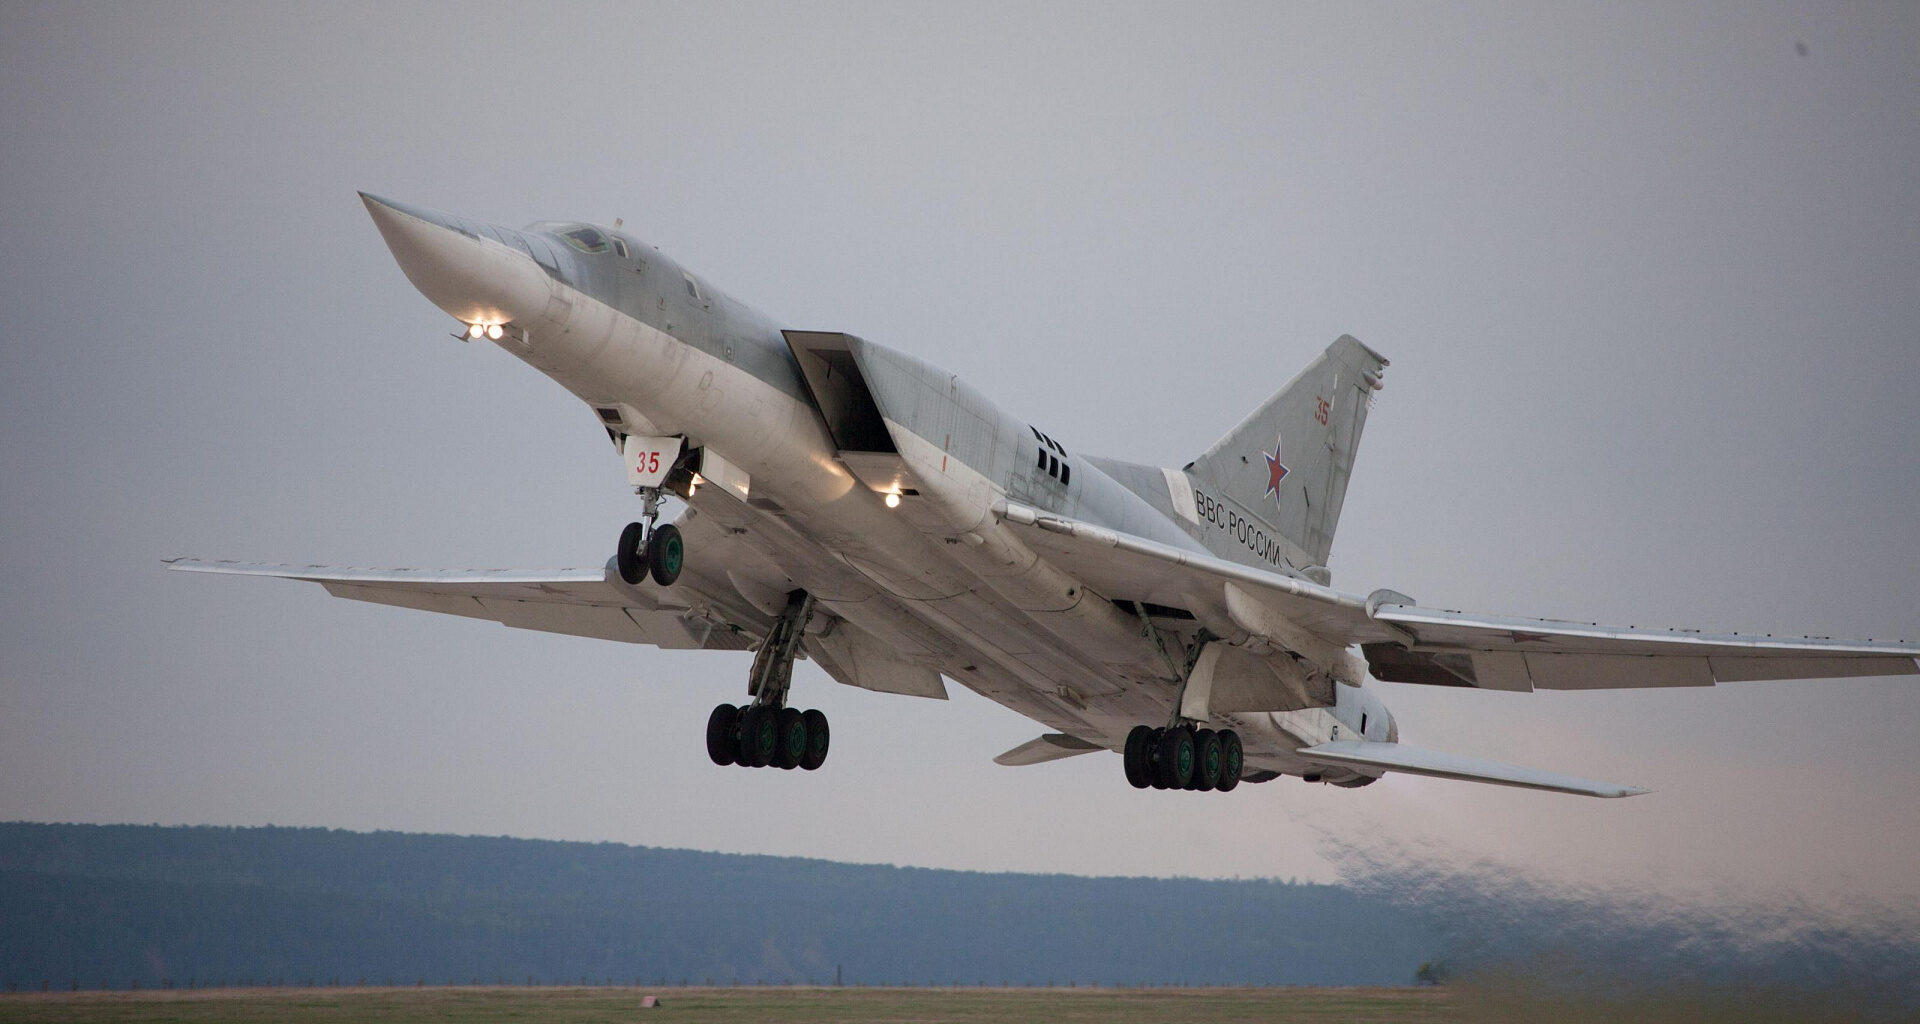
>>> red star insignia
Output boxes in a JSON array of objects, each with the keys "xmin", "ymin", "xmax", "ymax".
[{"xmin": 1263, "ymin": 437, "xmax": 1288, "ymax": 502}]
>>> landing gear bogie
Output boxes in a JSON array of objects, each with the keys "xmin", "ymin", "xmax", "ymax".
[
  {"xmin": 709, "ymin": 701, "xmax": 832, "ymax": 771},
  {"xmin": 1122, "ymin": 725, "xmax": 1245, "ymax": 794}
]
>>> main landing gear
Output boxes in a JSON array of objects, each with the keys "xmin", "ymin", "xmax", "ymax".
[
  {"xmin": 1120, "ymin": 603, "xmax": 1241, "ymax": 792},
  {"xmin": 617, "ymin": 488, "xmax": 683, "ymax": 587},
  {"xmin": 1123, "ymin": 725, "xmax": 1243, "ymax": 792},
  {"xmin": 706, "ymin": 590, "xmax": 831, "ymax": 771}
]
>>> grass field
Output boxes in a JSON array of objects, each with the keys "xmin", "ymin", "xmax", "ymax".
[
  {"xmin": 0, "ymin": 982, "xmax": 1891, "ymax": 1024},
  {"xmin": 0, "ymin": 985, "xmax": 1455, "ymax": 1024}
]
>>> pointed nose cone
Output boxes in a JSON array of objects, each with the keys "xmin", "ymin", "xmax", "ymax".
[{"xmin": 359, "ymin": 192, "xmax": 550, "ymax": 328}]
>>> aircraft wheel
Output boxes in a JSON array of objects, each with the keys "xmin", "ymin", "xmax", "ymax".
[
  {"xmin": 799, "ymin": 709, "xmax": 830, "ymax": 770},
  {"xmin": 705, "ymin": 704, "xmax": 741, "ymax": 766},
  {"xmin": 648, "ymin": 523, "xmax": 684, "ymax": 586},
  {"xmin": 737, "ymin": 705, "xmax": 777, "ymax": 768},
  {"xmin": 1156, "ymin": 727, "xmax": 1195, "ymax": 790},
  {"xmin": 1216, "ymin": 730, "xmax": 1243, "ymax": 793},
  {"xmin": 1146, "ymin": 728, "xmax": 1169, "ymax": 789},
  {"xmin": 773, "ymin": 708, "xmax": 807, "ymax": 769},
  {"xmin": 616, "ymin": 522, "xmax": 648, "ymax": 585},
  {"xmin": 1192, "ymin": 729, "xmax": 1222, "ymax": 792},
  {"xmin": 1122, "ymin": 726, "xmax": 1155, "ymax": 789}
]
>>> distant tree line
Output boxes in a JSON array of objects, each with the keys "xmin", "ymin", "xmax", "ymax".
[{"xmin": 0, "ymin": 823, "xmax": 1435, "ymax": 989}]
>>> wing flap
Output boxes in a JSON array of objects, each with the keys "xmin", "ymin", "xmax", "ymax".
[
  {"xmin": 1523, "ymin": 652, "xmax": 1715, "ymax": 690},
  {"xmin": 168, "ymin": 557, "xmax": 749, "ymax": 652},
  {"xmin": 1370, "ymin": 604, "xmax": 1919, "ymax": 689},
  {"xmin": 992, "ymin": 733, "xmax": 1104, "ymax": 766},
  {"xmin": 1375, "ymin": 603, "xmax": 1920, "ymax": 660},
  {"xmin": 1707, "ymin": 655, "xmax": 1919, "ymax": 682},
  {"xmin": 1299, "ymin": 740, "xmax": 1648, "ymax": 798},
  {"xmin": 321, "ymin": 581, "xmax": 493, "ymax": 620},
  {"xmin": 474, "ymin": 598, "xmax": 709, "ymax": 648}
]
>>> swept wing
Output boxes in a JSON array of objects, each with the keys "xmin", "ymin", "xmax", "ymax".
[{"xmin": 998, "ymin": 499, "xmax": 1920, "ymax": 690}]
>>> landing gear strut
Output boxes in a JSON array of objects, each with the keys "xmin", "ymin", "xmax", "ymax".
[
  {"xmin": 1122, "ymin": 603, "xmax": 1242, "ymax": 792},
  {"xmin": 706, "ymin": 590, "xmax": 831, "ymax": 771},
  {"xmin": 617, "ymin": 488, "xmax": 683, "ymax": 586}
]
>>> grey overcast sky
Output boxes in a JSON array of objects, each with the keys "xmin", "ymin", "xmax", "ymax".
[{"xmin": 3, "ymin": 2, "xmax": 1916, "ymax": 912}]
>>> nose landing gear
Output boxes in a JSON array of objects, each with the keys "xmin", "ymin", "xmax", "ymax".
[
  {"xmin": 616, "ymin": 488, "xmax": 683, "ymax": 587},
  {"xmin": 705, "ymin": 590, "xmax": 831, "ymax": 771}
]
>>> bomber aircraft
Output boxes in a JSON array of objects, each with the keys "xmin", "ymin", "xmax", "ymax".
[{"xmin": 173, "ymin": 195, "xmax": 1920, "ymax": 798}]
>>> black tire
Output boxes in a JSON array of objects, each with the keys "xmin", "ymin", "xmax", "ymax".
[
  {"xmin": 1216, "ymin": 730, "xmax": 1243, "ymax": 792},
  {"xmin": 1156, "ymin": 727, "xmax": 1195, "ymax": 790},
  {"xmin": 705, "ymin": 704, "xmax": 740, "ymax": 766},
  {"xmin": 773, "ymin": 708, "xmax": 807, "ymax": 769},
  {"xmin": 1146, "ymin": 728, "xmax": 1169, "ymax": 789},
  {"xmin": 799, "ymin": 709, "xmax": 830, "ymax": 770},
  {"xmin": 1122, "ymin": 725, "xmax": 1155, "ymax": 789},
  {"xmin": 647, "ymin": 522, "xmax": 684, "ymax": 586},
  {"xmin": 616, "ymin": 522, "xmax": 648, "ymax": 585},
  {"xmin": 1192, "ymin": 729, "xmax": 1222, "ymax": 792},
  {"xmin": 738, "ymin": 705, "xmax": 777, "ymax": 768}
]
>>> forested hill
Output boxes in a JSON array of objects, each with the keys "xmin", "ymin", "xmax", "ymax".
[{"xmin": 0, "ymin": 822, "xmax": 1434, "ymax": 989}]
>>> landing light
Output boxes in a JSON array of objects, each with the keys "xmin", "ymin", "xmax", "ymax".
[
  {"xmin": 486, "ymin": 323, "xmax": 504, "ymax": 340},
  {"xmin": 466, "ymin": 323, "xmax": 485, "ymax": 339},
  {"xmin": 884, "ymin": 493, "xmax": 901, "ymax": 508}
]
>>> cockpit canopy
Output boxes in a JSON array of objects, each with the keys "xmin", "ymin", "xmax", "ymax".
[
  {"xmin": 527, "ymin": 221, "xmax": 638, "ymax": 263},
  {"xmin": 559, "ymin": 225, "xmax": 609, "ymax": 253},
  {"xmin": 524, "ymin": 221, "xmax": 612, "ymax": 252}
]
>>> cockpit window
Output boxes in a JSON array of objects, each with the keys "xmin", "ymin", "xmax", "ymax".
[{"xmin": 560, "ymin": 226, "xmax": 610, "ymax": 253}]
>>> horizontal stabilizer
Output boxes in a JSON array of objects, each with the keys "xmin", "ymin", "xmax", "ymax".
[
  {"xmin": 993, "ymin": 733, "xmax": 1104, "ymax": 767},
  {"xmin": 1298, "ymin": 740, "xmax": 1648, "ymax": 798}
]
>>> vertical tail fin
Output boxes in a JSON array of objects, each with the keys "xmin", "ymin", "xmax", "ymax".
[{"xmin": 1186, "ymin": 335, "xmax": 1387, "ymax": 573}]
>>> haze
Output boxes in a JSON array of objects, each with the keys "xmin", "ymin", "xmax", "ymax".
[{"xmin": 2, "ymin": 2, "xmax": 1916, "ymax": 915}]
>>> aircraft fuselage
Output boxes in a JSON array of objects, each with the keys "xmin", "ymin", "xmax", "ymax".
[{"xmin": 361, "ymin": 195, "xmax": 1391, "ymax": 785}]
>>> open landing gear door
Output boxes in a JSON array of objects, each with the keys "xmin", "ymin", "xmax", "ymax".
[{"xmin": 624, "ymin": 435, "xmax": 684, "ymax": 489}]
